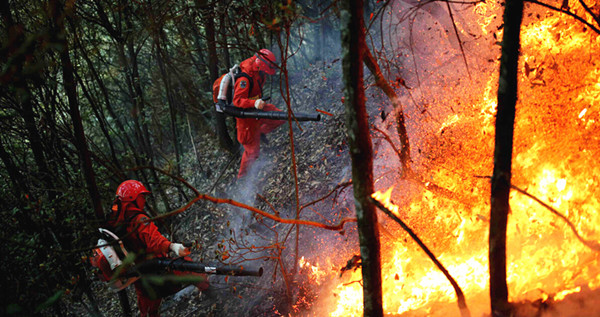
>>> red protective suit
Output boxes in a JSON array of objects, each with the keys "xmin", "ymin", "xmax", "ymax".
[
  {"xmin": 233, "ymin": 56, "xmax": 285, "ymax": 178},
  {"xmin": 107, "ymin": 204, "xmax": 208, "ymax": 317}
]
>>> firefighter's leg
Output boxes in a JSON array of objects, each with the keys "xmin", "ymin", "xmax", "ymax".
[
  {"xmin": 260, "ymin": 104, "xmax": 286, "ymax": 135},
  {"xmin": 135, "ymin": 283, "xmax": 162, "ymax": 317},
  {"xmin": 117, "ymin": 290, "xmax": 132, "ymax": 317},
  {"xmin": 173, "ymin": 261, "xmax": 210, "ymax": 292},
  {"xmin": 237, "ymin": 135, "xmax": 260, "ymax": 178}
]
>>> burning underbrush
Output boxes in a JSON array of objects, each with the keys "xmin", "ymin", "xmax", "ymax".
[{"xmin": 294, "ymin": 0, "xmax": 600, "ymax": 316}]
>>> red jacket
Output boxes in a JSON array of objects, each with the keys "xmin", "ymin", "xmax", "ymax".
[
  {"xmin": 233, "ymin": 57, "xmax": 272, "ymax": 144},
  {"xmin": 107, "ymin": 205, "xmax": 171, "ymax": 258}
]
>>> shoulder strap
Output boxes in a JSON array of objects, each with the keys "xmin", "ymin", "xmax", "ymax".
[
  {"xmin": 98, "ymin": 228, "xmax": 130, "ymax": 257},
  {"xmin": 234, "ymin": 71, "xmax": 254, "ymax": 96},
  {"xmin": 111, "ymin": 210, "xmax": 149, "ymax": 252}
]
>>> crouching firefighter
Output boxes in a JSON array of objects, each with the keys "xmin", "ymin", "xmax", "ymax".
[{"xmin": 104, "ymin": 180, "xmax": 209, "ymax": 317}]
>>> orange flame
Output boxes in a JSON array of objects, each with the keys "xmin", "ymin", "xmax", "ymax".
[{"xmin": 301, "ymin": 1, "xmax": 600, "ymax": 315}]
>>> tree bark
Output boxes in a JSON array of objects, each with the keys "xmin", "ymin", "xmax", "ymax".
[
  {"xmin": 218, "ymin": 1, "xmax": 231, "ymax": 70},
  {"xmin": 489, "ymin": 0, "xmax": 523, "ymax": 315},
  {"xmin": 341, "ymin": 0, "xmax": 383, "ymax": 316},
  {"xmin": 51, "ymin": 0, "xmax": 104, "ymax": 220},
  {"xmin": 2, "ymin": 0, "xmax": 56, "ymax": 200},
  {"xmin": 199, "ymin": 0, "xmax": 238, "ymax": 154},
  {"xmin": 0, "ymin": 138, "xmax": 27, "ymax": 202},
  {"xmin": 199, "ymin": 0, "xmax": 219, "ymax": 82},
  {"xmin": 362, "ymin": 47, "xmax": 411, "ymax": 171},
  {"xmin": 154, "ymin": 36, "xmax": 183, "ymax": 181}
]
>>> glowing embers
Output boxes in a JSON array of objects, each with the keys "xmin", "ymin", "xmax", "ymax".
[
  {"xmin": 315, "ymin": 2, "xmax": 600, "ymax": 316},
  {"xmin": 299, "ymin": 256, "xmax": 327, "ymax": 286},
  {"xmin": 521, "ymin": 14, "xmax": 589, "ymax": 55},
  {"xmin": 576, "ymin": 68, "xmax": 600, "ymax": 127},
  {"xmin": 473, "ymin": 0, "xmax": 501, "ymax": 35},
  {"xmin": 371, "ymin": 187, "xmax": 401, "ymax": 217},
  {"xmin": 372, "ymin": 193, "xmax": 489, "ymax": 315},
  {"xmin": 438, "ymin": 114, "xmax": 460, "ymax": 134},
  {"xmin": 478, "ymin": 76, "xmax": 499, "ymax": 136},
  {"xmin": 532, "ymin": 168, "xmax": 572, "ymax": 208},
  {"xmin": 507, "ymin": 169, "xmax": 583, "ymax": 298},
  {"xmin": 553, "ymin": 286, "xmax": 581, "ymax": 301},
  {"xmin": 330, "ymin": 271, "xmax": 363, "ymax": 317},
  {"xmin": 327, "ymin": 172, "xmax": 594, "ymax": 316}
]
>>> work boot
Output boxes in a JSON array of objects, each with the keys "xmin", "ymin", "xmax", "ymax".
[{"xmin": 260, "ymin": 134, "xmax": 269, "ymax": 145}]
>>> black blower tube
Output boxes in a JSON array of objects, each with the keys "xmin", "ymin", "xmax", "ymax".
[
  {"xmin": 222, "ymin": 105, "xmax": 320, "ymax": 122},
  {"xmin": 132, "ymin": 258, "xmax": 263, "ymax": 277}
]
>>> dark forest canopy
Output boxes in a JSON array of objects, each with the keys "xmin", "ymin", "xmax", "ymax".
[{"xmin": 0, "ymin": 0, "xmax": 354, "ymax": 315}]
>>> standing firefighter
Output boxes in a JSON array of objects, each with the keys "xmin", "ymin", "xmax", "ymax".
[
  {"xmin": 233, "ymin": 49, "xmax": 285, "ymax": 178},
  {"xmin": 106, "ymin": 180, "xmax": 208, "ymax": 317}
]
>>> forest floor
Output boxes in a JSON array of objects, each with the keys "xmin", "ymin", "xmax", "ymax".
[{"xmin": 68, "ymin": 61, "xmax": 352, "ymax": 317}]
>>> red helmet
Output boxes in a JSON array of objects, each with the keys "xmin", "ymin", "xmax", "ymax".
[
  {"xmin": 116, "ymin": 180, "xmax": 150, "ymax": 202},
  {"xmin": 254, "ymin": 49, "xmax": 277, "ymax": 75}
]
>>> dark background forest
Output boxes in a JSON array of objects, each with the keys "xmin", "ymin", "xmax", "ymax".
[{"xmin": 0, "ymin": 0, "xmax": 365, "ymax": 315}]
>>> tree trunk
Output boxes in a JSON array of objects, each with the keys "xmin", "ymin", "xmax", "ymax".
[
  {"xmin": 341, "ymin": 0, "xmax": 383, "ymax": 316},
  {"xmin": 362, "ymin": 47, "xmax": 411, "ymax": 171},
  {"xmin": 154, "ymin": 37, "xmax": 183, "ymax": 181},
  {"xmin": 199, "ymin": 0, "xmax": 237, "ymax": 153},
  {"xmin": 218, "ymin": 2, "xmax": 231, "ymax": 70},
  {"xmin": 0, "ymin": 138, "xmax": 27, "ymax": 202},
  {"xmin": 3, "ymin": 0, "xmax": 56, "ymax": 200},
  {"xmin": 199, "ymin": 0, "xmax": 219, "ymax": 82},
  {"xmin": 489, "ymin": 0, "xmax": 523, "ymax": 315},
  {"xmin": 51, "ymin": 0, "xmax": 104, "ymax": 220}
]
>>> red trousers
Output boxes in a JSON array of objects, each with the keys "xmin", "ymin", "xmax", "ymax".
[
  {"xmin": 135, "ymin": 283, "xmax": 162, "ymax": 317},
  {"xmin": 237, "ymin": 104, "xmax": 285, "ymax": 178},
  {"xmin": 134, "ymin": 267, "xmax": 209, "ymax": 317}
]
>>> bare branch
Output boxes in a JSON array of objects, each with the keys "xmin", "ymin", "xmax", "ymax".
[
  {"xmin": 157, "ymin": 193, "xmax": 357, "ymax": 231},
  {"xmin": 511, "ymin": 184, "xmax": 600, "ymax": 252},
  {"xmin": 370, "ymin": 197, "xmax": 471, "ymax": 317},
  {"xmin": 525, "ymin": 0, "xmax": 600, "ymax": 34}
]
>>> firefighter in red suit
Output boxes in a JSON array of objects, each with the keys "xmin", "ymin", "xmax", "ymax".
[
  {"xmin": 107, "ymin": 180, "xmax": 208, "ymax": 317},
  {"xmin": 233, "ymin": 49, "xmax": 285, "ymax": 178}
]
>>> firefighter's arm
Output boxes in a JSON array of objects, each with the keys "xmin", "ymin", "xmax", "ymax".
[
  {"xmin": 133, "ymin": 215, "xmax": 171, "ymax": 255},
  {"xmin": 169, "ymin": 243, "xmax": 190, "ymax": 257},
  {"xmin": 254, "ymin": 99, "xmax": 265, "ymax": 110},
  {"xmin": 232, "ymin": 78, "xmax": 259, "ymax": 109}
]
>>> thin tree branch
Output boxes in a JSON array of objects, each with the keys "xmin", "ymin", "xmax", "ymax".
[
  {"xmin": 445, "ymin": 1, "xmax": 472, "ymax": 80},
  {"xmin": 525, "ymin": 0, "xmax": 600, "ymax": 34},
  {"xmin": 510, "ymin": 184, "xmax": 600, "ymax": 252},
  {"xmin": 299, "ymin": 181, "xmax": 352, "ymax": 212},
  {"xmin": 577, "ymin": 0, "xmax": 600, "ymax": 27},
  {"xmin": 370, "ymin": 197, "xmax": 471, "ymax": 317},
  {"xmin": 157, "ymin": 193, "xmax": 357, "ymax": 231}
]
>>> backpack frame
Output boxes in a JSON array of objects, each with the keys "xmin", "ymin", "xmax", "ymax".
[
  {"xmin": 89, "ymin": 228, "xmax": 139, "ymax": 291},
  {"xmin": 212, "ymin": 65, "xmax": 255, "ymax": 154}
]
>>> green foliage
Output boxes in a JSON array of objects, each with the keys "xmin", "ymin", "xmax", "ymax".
[
  {"xmin": 5, "ymin": 303, "xmax": 22, "ymax": 315},
  {"xmin": 34, "ymin": 290, "xmax": 65, "ymax": 313}
]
